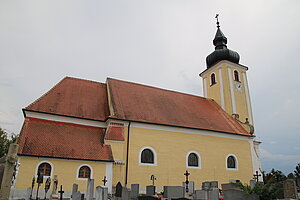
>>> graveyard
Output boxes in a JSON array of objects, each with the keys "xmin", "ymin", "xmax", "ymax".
[{"xmin": 0, "ymin": 143, "xmax": 299, "ymax": 200}]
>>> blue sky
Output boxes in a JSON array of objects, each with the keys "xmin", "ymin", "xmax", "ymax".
[{"xmin": 0, "ymin": 0, "xmax": 299, "ymax": 175}]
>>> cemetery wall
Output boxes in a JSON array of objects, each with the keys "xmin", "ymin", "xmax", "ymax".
[
  {"xmin": 15, "ymin": 156, "xmax": 107, "ymax": 192},
  {"xmin": 126, "ymin": 124, "xmax": 253, "ymax": 189}
]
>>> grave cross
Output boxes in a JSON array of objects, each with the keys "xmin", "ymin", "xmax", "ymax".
[
  {"xmin": 30, "ymin": 177, "xmax": 35, "ymax": 200},
  {"xmin": 102, "ymin": 176, "xmax": 107, "ymax": 186},
  {"xmin": 253, "ymin": 171, "xmax": 261, "ymax": 182},
  {"xmin": 58, "ymin": 185, "xmax": 64, "ymax": 200},
  {"xmin": 184, "ymin": 170, "xmax": 190, "ymax": 193},
  {"xmin": 150, "ymin": 175, "xmax": 156, "ymax": 186}
]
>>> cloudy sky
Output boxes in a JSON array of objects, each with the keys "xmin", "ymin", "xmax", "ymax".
[{"xmin": 1, "ymin": 0, "xmax": 299, "ymax": 175}]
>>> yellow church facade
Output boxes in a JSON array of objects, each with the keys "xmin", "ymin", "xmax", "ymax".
[{"xmin": 11, "ymin": 24, "xmax": 262, "ymax": 199}]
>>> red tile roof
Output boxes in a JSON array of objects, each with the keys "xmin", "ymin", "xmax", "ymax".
[
  {"xmin": 107, "ymin": 78, "xmax": 250, "ymax": 136},
  {"xmin": 25, "ymin": 77, "xmax": 109, "ymax": 121},
  {"xmin": 105, "ymin": 123, "xmax": 125, "ymax": 141},
  {"xmin": 18, "ymin": 118, "xmax": 114, "ymax": 161}
]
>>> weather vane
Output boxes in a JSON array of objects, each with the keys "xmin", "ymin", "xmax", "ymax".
[{"xmin": 215, "ymin": 14, "xmax": 220, "ymax": 28}]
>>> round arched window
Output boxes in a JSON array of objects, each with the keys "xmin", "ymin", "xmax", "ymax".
[
  {"xmin": 78, "ymin": 166, "xmax": 91, "ymax": 178},
  {"xmin": 227, "ymin": 155, "xmax": 236, "ymax": 169},
  {"xmin": 141, "ymin": 149, "xmax": 154, "ymax": 164},
  {"xmin": 188, "ymin": 153, "xmax": 199, "ymax": 167},
  {"xmin": 38, "ymin": 162, "xmax": 52, "ymax": 176}
]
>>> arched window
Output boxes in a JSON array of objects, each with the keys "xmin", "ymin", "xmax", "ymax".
[
  {"xmin": 226, "ymin": 155, "xmax": 238, "ymax": 170},
  {"xmin": 78, "ymin": 166, "xmax": 91, "ymax": 178},
  {"xmin": 38, "ymin": 162, "xmax": 52, "ymax": 176},
  {"xmin": 211, "ymin": 73, "xmax": 216, "ymax": 85},
  {"xmin": 188, "ymin": 153, "xmax": 199, "ymax": 167},
  {"xmin": 234, "ymin": 70, "xmax": 239, "ymax": 82},
  {"xmin": 141, "ymin": 149, "xmax": 154, "ymax": 164}
]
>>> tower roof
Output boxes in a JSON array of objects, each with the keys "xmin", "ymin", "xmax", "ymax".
[{"xmin": 206, "ymin": 17, "xmax": 240, "ymax": 68}]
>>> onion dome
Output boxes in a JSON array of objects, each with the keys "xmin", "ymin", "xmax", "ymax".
[{"xmin": 206, "ymin": 17, "xmax": 240, "ymax": 68}]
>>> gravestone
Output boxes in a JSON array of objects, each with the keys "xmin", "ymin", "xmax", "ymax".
[
  {"xmin": 71, "ymin": 184, "xmax": 78, "ymax": 199},
  {"xmin": 138, "ymin": 196, "xmax": 158, "ymax": 200},
  {"xmin": 122, "ymin": 187, "xmax": 130, "ymax": 200},
  {"xmin": 0, "ymin": 143, "xmax": 18, "ymax": 200},
  {"xmin": 146, "ymin": 185, "xmax": 156, "ymax": 196},
  {"xmin": 50, "ymin": 175, "xmax": 59, "ymax": 200},
  {"xmin": 0, "ymin": 156, "xmax": 6, "ymax": 187},
  {"xmin": 283, "ymin": 179, "xmax": 299, "ymax": 199},
  {"xmin": 130, "ymin": 184, "xmax": 139, "ymax": 199},
  {"xmin": 182, "ymin": 181, "xmax": 194, "ymax": 194},
  {"xmin": 86, "ymin": 178, "xmax": 95, "ymax": 200},
  {"xmin": 25, "ymin": 187, "xmax": 32, "ymax": 200},
  {"xmin": 202, "ymin": 182, "xmax": 210, "ymax": 191},
  {"xmin": 96, "ymin": 186, "xmax": 108, "ymax": 200},
  {"xmin": 115, "ymin": 182, "xmax": 123, "ymax": 197},
  {"xmin": 193, "ymin": 190, "xmax": 207, "ymax": 200},
  {"xmin": 163, "ymin": 186, "xmax": 185, "ymax": 199},
  {"xmin": 249, "ymin": 180, "xmax": 256, "ymax": 189},
  {"xmin": 73, "ymin": 191, "xmax": 84, "ymax": 200},
  {"xmin": 208, "ymin": 182, "xmax": 219, "ymax": 200}
]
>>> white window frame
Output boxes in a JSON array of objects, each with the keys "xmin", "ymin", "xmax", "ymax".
[
  {"xmin": 35, "ymin": 160, "xmax": 53, "ymax": 178},
  {"xmin": 186, "ymin": 151, "xmax": 201, "ymax": 169},
  {"xmin": 226, "ymin": 154, "xmax": 238, "ymax": 170},
  {"xmin": 139, "ymin": 146, "xmax": 157, "ymax": 166},
  {"xmin": 76, "ymin": 164, "xmax": 93, "ymax": 180}
]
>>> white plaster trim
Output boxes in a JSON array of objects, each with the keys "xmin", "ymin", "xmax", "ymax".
[
  {"xmin": 226, "ymin": 154, "xmax": 238, "ymax": 170},
  {"xmin": 210, "ymin": 72, "xmax": 217, "ymax": 86},
  {"xmin": 35, "ymin": 160, "xmax": 54, "ymax": 178},
  {"xmin": 106, "ymin": 162, "xmax": 113, "ymax": 193},
  {"xmin": 227, "ymin": 68, "xmax": 236, "ymax": 114},
  {"xmin": 218, "ymin": 68, "xmax": 225, "ymax": 109},
  {"xmin": 242, "ymin": 72, "xmax": 254, "ymax": 125},
  {"xmin": 200, "ymin": 60, "xmax": 248, "ymax": 77},
  {"xmin": 105, "ymin": 139, "xmax": 124, "ymax": 143},
  {"xmin": 186, "ymin": 151, "xmax": 201, "ymax": 169},
  {"xmin": 76, "ymin": 164, "xmax": 93, "ymax": 180},
  {"xmin": 203, "ymin": 78, "xmax": 207, "ymax": 98},
  {"xmin": 25, "ymin": 111, "xmax": 106, "ymax": 128},
  {"xmin": 139, "ymin": 146, "xmax": 157, "ymax": 166},
  {"xmin": 130, "ymin": 122, "xmax": 251, "ymax": 142},
  {"xmin": 248, "ymin": 140, "xmax": 263, "ymax": 181}
]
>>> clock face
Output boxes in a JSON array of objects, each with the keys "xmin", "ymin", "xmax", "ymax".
[{"xmin": 235, "ymin": 83, "xmax": 243, "ymax": 92}]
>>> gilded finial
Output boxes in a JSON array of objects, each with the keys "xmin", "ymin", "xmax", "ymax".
[{"xmin": 215, "ymin": 14, "xmax": 220, "ymax": 28}]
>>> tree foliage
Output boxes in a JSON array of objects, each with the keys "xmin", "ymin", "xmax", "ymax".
[
  {"xmin": 0, "ymin": 127, "xmax": 18, "ymax": 158},
  {"xmin": 294, "ymin": 163, "xmax": 300, "ymax": 178}
]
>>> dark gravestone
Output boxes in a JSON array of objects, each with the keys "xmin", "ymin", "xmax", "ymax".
[
  {"xmin": 146, "ymin": 185, "xmax": 156, "ymax": 196},
  {"xmin": 138, "ymin": 196, "xmax": 158, "ymax": 200},
  {"xmin": 115, "ymin": 182, "xmax": 122, "ymax": 197}
]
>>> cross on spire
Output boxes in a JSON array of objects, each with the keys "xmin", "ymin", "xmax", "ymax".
[{"xmin": 215, "ymin": 14, "xmax": 220, "ymax": 28}]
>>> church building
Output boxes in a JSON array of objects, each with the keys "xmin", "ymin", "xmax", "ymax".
[{"xmin": 12, "ymin": 23, "xmax": 262, "ymax": 198}]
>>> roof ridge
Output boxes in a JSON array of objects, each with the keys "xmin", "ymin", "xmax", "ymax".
[
  {"xmin": 25, "ymin": 77, "xmax": 105, "ymax": 110},
  {"xmin": 107, "ymin": 77, "xmax": 207, "ymax": 100}
]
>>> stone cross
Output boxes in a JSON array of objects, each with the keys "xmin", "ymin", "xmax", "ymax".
[
  {"xmin": 184, "ymin": 170, "xmax": 190, "ymax": 193},
  {"xmin": 58, "ymin": 185, "xmax": 64, "ymax": 200},
  {"xmin": 36, "ymin": 171, "xmax": 43, "ymax": 200},
  {"xmin": 44, "ymin": 177, "xmax": 51, "ymax": 199},
  {"xmin": 102, "ymin": 176, "xmax": 107, "ymax": 186},
  {"xmin": 253, "ymin": 171, "xmax": 261, "ymax": 182},
  {"xmin": 0, "ymin": 143, "xmax": 19, "ymax": 200},
  {"xmin": 50, "ymin": 175, "xmax": 58, "ymax": 200},
  {"xmin": 30, "ymin": 177, "xmax": 35, "ymax": 200}
]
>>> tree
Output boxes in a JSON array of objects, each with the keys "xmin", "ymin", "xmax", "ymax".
[
  {"xmin": 0, "ymin": 127, "xmax": 17, "ymax": 158},
  {"xmin": 294, "ymin": 163, "xmax": 300, "ymax": 178}
]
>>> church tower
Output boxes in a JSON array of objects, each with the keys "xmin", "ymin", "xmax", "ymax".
[{"xmin": 200, "ymin": 17, "xmax": 254, "ymax": 125}]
